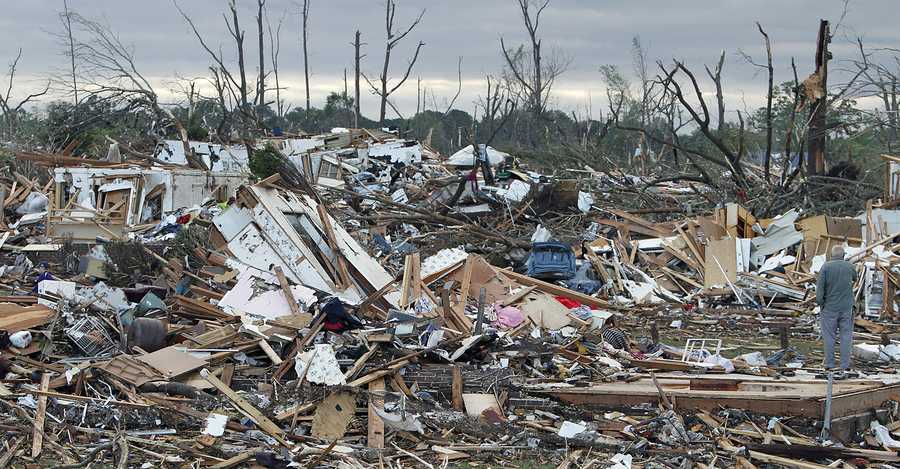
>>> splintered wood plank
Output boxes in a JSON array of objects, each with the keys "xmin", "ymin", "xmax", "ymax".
[
  {"xmin": 258, "ymin": 339, "xmax": 283, "ymax": 365},
  {"xmin": 457, "ymin": 255, "xmax": 474, "ymax": 311},
  {"xmin": 209, "ymin": 450, "xmax": 259, "ymax": 469},
  {"xmin": 452, "ymin": 366, "xmax": 464, "ymax": 411},
  {"xmin": 201, "ymin": 369, "xmax": 285, "ymax": 441},
  {"xmin": 410, "ymin": 252, "xmax": 422, "ymax": 303},
  {"xmin": 748, "ymin": 451, "xmax": 831, "ymax": 469},
  {"xmin": 316, "ymin": 204, "xmax": 353, "ymax": 289},
  {"xmin": 274, "ymin": 266, "xmax": 303, "ymax": 316},
  {"xmin": 368, "ymin": 378, "xmax": 385, "ymax": 449},
  {"xmin": 344, "ymin": 343, "xmax": 379, "ymax": 381},
  {"xmin": 499, "ymin": 285, "xmax": 536, "ymax": 307},
  {"xmin": 400, "ymin": 252, "xmax": 423, "ymax": 307},
  {"xmin": 31, "ymin": 373, "xmax": 50, "ymax": 458},
  {"xmin": 400, "ymin": 254, "xmax": 413, "ymax": 307},
  {"xmin": 0, "ymin": 436, "xmax": 23, "ymax": 467},
  {"xmin": 498, "ymin": 268, "xmax": 611, "ymax": 309}
]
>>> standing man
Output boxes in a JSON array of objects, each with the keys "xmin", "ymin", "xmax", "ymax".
[{"xmin": 816, "ymin": 245, "xmax": 857, "ymax": 370}]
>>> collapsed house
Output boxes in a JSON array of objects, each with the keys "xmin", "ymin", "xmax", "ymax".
[
  {"xmin": 46, "ymin": 165, "xmax": 245, "ymax": 241},
  {"xmin": 155, "ymin": 139, "xmax": 250, "ymax": 172},
  {"xmin": 6, "ymin": 138, "xmax": 900, "ymax": 467},
  {"xmin": 211, "ymin": 183, "xmax": 399, "ymax": 309}
]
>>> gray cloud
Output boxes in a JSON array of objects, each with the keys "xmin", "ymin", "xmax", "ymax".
[{"xmin": 1, "ymin": 0, "xmax": 896, "ymax": 120}]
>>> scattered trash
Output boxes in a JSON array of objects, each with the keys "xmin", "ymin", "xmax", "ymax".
[{"xmin": 0, "ymin": 128, "xmax": 899, "ymax": 469}]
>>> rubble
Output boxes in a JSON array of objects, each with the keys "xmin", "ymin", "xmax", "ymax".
[{"xmin": 2, "ymin": 135, "xmax": 900, "ymax": 467}]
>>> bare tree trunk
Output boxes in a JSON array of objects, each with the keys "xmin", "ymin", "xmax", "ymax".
[
  {"xmin": 889, "ymin": 81, "xmax": 899, "ymax": 146},
  {"xmin": 757, "ymin": 23, "xmax": 775, "ymax": 182},
  {"xmin": 783, "ymin": 61, "xmax": 808, "ymax": 189},
  {"xmin": 267, "ymin": 8, "xmax": 285, "ymax": 119},
  {"xmin": 227, "ymin": 0, "xmax": 249, "ymax": 110},
  {"xmin": 416, "ymin": 77, "xmax": 421, "ymax": 115},
  {"xmin": 375, "ymin": 0, "xmax": 425, "ymax": 123},
  {"xmin": 379, "ymin": 19, "xmax": 391, "ymax": 123},
  {"xmin": 500, "ymin": 0, "xmax": 566, "ymax": 116},
  {"xmin": 343, "ymin": 68, "xmax": 348, "ymax": 98},
  {"xmin": 354, "ymin": 30, "xmax": 361, "ymax": 128},
  {"xmin": 705, "ymin": 51, "xmax": 726, "ymax": 132},
  {"xmin": 256, "ymin": 0, "xmax": 266, "ymax": 108},
  {"xmin": 301, "ymin": 0, "xmax": 311, "ymax": 112},
  {"xmin": 62, "ymin": 0, "xmax": 77, "ymax": 105},
  {"xmin": 806, "ymin": 19, "xmax": 830, "ymax": 176},
  {"xmin": 0, "ymin": 49, "xmax": 50, "ymax": 138}
]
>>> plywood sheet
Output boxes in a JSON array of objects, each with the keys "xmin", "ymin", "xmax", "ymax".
[
  {"xmin": 99, "ymin": 355, "xmax": 165, "ymax": 387},
  {"xmin": 136, "ymin": 346, "xmax": 207, "ymax": 379},
  {"xmin": 446, "ymin": 255, "xmax": 517, "ymax": 305},
  {"xmin": 704, "ymin": 238, "xmax": 738, "ymax": 288},
  {"xmin": 517, "ymin": 293, "xmax": 572, "ymax": 330},
  {"xmin": 462, "ymin": 393, "xmax": 502, "ymax": 419},
  {"xmin": 826, "ymin": 217, "xmax": 862, "ymax": 244},
  {"xmin": 696, "ymin": 216, "xmax": 726, "ymax": 241},
  {"xmin": 0, "ymin": 304, "xmax": 56, "ymax": 332},
  {"xmin": 312, "ymin": 391, "xmax": 356, "ymax": 440}
]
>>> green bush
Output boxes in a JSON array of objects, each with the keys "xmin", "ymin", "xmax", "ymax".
[{"xmin": 249, "ymin": 143, "xmax": 282, "ymax": 180}]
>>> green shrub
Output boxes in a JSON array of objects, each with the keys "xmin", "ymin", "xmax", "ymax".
[{"xmin": 249, "ymin": 143, "xmax": 282, "ymax": 180}]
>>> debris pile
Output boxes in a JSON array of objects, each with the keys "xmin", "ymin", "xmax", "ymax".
[{"xmin": 1, "ymin": 137, "xmax": 900, "ymax": 467}]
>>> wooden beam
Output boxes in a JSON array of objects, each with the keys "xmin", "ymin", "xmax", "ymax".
[
  {"xmin": 499, "ymin": 286, "xmax": 536, "ymax": 307},
  {"xmin": 257, "ymin": 339, "xmax": 283, "ymax": 365},
  {"xmin": 456, "ymin": 255, "xmax": 474, "ymax": 313},
  {"xmin": 273, "ymin": 314, "xmax": 325, "ymax": 380},
  {"xmin": 316, "ymin": 204, "xmax": 353, "ymax": 289},
  {"xmin": 200, "ymin": 369, "xmax": 286, "ymax": 444},
  {"xmin": 498, "ymin": 268, "xmax": 612, "ymax": 309},
  {"xmin": 209, "ymin": 450, "xmax": 260, "ymax": 469},
  {"xmin": 29, "ymin": 390, "xmax": 148, "ymax": 407},
  {"xmin": 368, "ymin": 378, "xmax": 385, "ymax": 449},
  {"xmin": 748, "ymin": 450, "xmax": 832, "ymax": 469},
  {"xmin": 344, "ymin": 343, "xmax": 379, "ymax": 381},
  {"xmin": 452, "ymin": 366, "xmax": 464, "ymax": 411},
  {"xmin": 274, "ymin": 266, "xmax": 303, "ymax": 316},
  {"xmin": 30, "ymin": 373, "xmax": 50, "ymax": 458}
]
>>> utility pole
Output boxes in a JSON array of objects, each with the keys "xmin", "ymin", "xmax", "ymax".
[
  {"xmin": 301, "ymin": 0, "xmax": 311, "ymax": 112},
  {"xmin": 807, "ymin": 19, "xmax": 831, "ymax": 176},
  {"xmin": 353, "ymin": 30, "xmax": 362, "ymax": 129}
]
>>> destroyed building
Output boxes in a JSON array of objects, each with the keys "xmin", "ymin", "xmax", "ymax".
[{"xmin": 2, "ymin": 137, "xmax": 900, "ymax": 468}]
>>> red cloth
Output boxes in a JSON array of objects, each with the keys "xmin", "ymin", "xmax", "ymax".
[
  {"xmin": 554, "ymin": 296, "xmax": 581, "ymax": 309},
  {"xmin": 176, "ymin": 214, "xmax": 192, "ymax": 224},
  {"xmin": 554, "ymin": 295, "xmax": 600, "ymax": 310}
]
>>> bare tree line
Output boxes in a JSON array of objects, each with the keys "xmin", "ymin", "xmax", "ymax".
[{"xmin": 0, "ymin": 0, "xmax": 898, "ymax": 196}]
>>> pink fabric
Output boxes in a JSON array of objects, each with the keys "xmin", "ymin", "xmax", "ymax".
[{"xmin": 494, "ymin": 303, "xmax": 524, "ymax": 328}]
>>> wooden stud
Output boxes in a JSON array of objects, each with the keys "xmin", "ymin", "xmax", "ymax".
[
  {"xmin": 452, "ymin": 366, "xmax": 464, "ymax": 411},
  {"xmin": 368, "ymin": 378, "xmax": 385, "ymax": 449},
  {"xmin": 220, "ymin": 364, "xmax": 235, "ymax": 388},
  {"xmin": 316, "ymin": 204, "xmax": 353, "ymax": 289},
  {"xmin": 201, "ymin": 369, "xmax": 286, "ymax": 443},
  {"xmin": 258, "ymin": 339, "xmax": 283, "ymax": 365},
  {"xmin": 31, "ymin": 373, "xmax": 50, "ymax": 458},
  {"xmin": 274, "ymin": 266, "xmax": 303, "ymax": 316}
]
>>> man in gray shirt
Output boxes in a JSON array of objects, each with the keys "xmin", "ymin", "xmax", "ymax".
[{"xmin": 816, "ymin": 245, "xmax": 857, "ymax": 370}]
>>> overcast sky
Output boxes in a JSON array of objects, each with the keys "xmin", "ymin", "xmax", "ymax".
[{"xmin": 1, "ymin": 0, "xmax": 896, "ymax": 120}]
